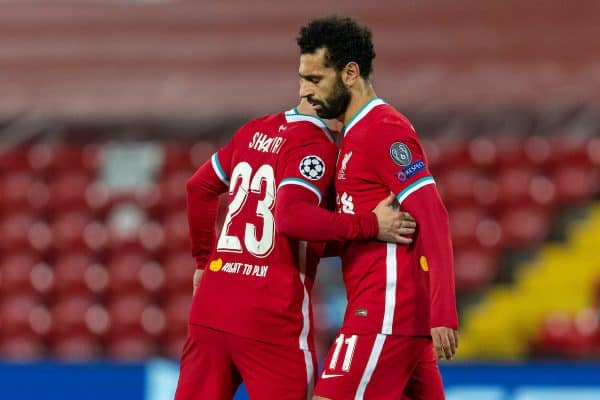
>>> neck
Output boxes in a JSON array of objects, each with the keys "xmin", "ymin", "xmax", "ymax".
[{"xmin": 339, "ymin": 80, "xmax": 377, "ymax": 125}]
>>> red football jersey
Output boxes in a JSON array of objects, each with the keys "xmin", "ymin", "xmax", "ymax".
[
  {"xmin": 335, "ymin": 98, "xmax": 458, "ymax": 336},
  {"xmin": 190, "ymin": 108, "xmax": 338, "ymax": 351}
]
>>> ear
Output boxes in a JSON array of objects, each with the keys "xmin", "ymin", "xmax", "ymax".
[{"xmin": 341, "ymin": 61, "xmax": 361, "ymax": 87}]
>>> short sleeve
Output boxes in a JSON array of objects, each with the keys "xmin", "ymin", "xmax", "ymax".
[
  {"xmin": 370, "ymin": 124, "xmax": 435, "ymax": 205},
  {"xmin": 278, "ymin": 140, "xmax": 338, "ymax": 205}
]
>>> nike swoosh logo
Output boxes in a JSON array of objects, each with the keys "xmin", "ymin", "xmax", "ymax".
[{"xmin": 321, "ymin": 372, "xmax": 344, "ymax": 379}]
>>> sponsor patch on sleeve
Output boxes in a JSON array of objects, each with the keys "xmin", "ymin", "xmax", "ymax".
[
  {"xmin": 395, "ymin": 160, "xmax": 426, "ymax": 182},
  {"xmin": 389, "ymin": 142, "xmax": 412, "ymax": 166},
  {"xmin": 299, "ymin": 155, "xmax": 325, "ymax": 180}
]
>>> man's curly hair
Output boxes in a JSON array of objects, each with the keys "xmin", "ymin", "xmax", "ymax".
[{"xmin": 297, "ymin": 16, "xmax": 375, "ymax": 79}]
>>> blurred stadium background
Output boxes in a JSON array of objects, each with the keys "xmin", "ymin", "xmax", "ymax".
[{"xmin": 0, "ymin": 1, "xmax": 599, "ymax": 399}]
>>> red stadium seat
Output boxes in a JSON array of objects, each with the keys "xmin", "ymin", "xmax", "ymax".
[
  {"xmin": 0, "ymin": 335, "xmax": 45, "ymax": 360},
  {"xmin": 552, "ymin": 166, "xmax": 599, "ymax": 205},
  {"xmin": 474, "ymin": 217, "xmax": 504, "ymax": 251},
  {"xmin": 52, "ymin": 252, "xmax": 96, "ymax": 296},
  {"xmin": 492, "ymin": 137, "xmax": 527, "ymax": 169},
  {"xmin": 163, "ymin": 252, "xmax": 195, "ymax": 294},
  {"xmin": 161, "ymin": 293, "xmax": 192, "ymax": 341},
  {"xmin": 499, "ymin": 206, "xmax": 549, "ymax": 248},
  {"xmin": 49, "ymin": 211, "xmax": 94, "ymax": 253},
  {"xmin": 431, "ymin": 139, "xmax": 471, "ymax": 171},
  {"xmin": 523, "ymin": 136, "xmax": 552, "ymax": 168},
  {"xmin": 448, "ymin": 206, "xmax": 487, "ymax": 249},
  {"xmin": 49, "ymin": 294, "xmax": 96, "ymax": 339},
  {"xmin": 421, "ymin": 139, "xmax": 442, "ymax": 172},
  {"xmin": 453, "ymin": 247, "xmax": 498, "ymax": 292},
  {"xmin": 135, "ymin": 184, "xmax": 164, "ymax": 220},
  {"xmin": 0, "ymin": 171, "xmax": 45, "ymax": 213},
  {"xmin": 140, "ymin": 304, "xmax": 167, "ymax": 338},
  {"xmin": 106, "ymin": 294, "xmax": 152, "ymax": 337},
  {"xmin": 494, "ymin": 166, "xmax": 536, "ymax": 209},
  {"xmin": 190, "ymin": 141, "xmax": 218, "ymax": 169},
  {"xmin": 0, "ymin": 252, "xmax": 38, "ymax": 295},
  {"xmin": 104, "ymin": 202, "xmax": 148, "ymax": 254},
  {"xmin": 162, "ymin": 142, "xmax": 193, "ymax": 173},
  {"xmin": 29, "ymin": 144, "xmax": 100, "ymax": 175},
  {"xmin": 162, "ymin": 210, "xmax": 191, "ymax": 252},
  {"xmin": 551, "ymin": 137, "xmax": 594, "ymax": 169},
  {"xmin": 587, "ymin": 137, "xmax": 600, "ymax": 169},
  {"xmin": 46, "ymin": 172, "xmax": 93, "ymax": 212},
  {"xmin": 138, "ymin": 221, "xmax": 167, "ymax": 256},
  {"xmin": 527, "ymin": 175, "xmax": 558, "ymax": 212},
  {"xmin": 160, "ymin": 171, "xmax": 193, "ymax": 209},
  {"xmin": 0, "ymin": 211, "xmax": 37, "ymax": 252},
  {"xmin": 0, "ymin": 146, "xmax": 31, "ymax": 173},
  {"xmin": 0, "ymin": 293, "xmax": 41, "ymax": 336},
  {"xmin": 532, "ymin": 310, "xmax": 595, "ymax": 358},
  {"xmin": 437, "ymin": 167, "xmax": 482, "ymax": 208},
  {"xmin": 467, "ymin": 136, "xmax": 497, "ymax": 170},
  {"xmin": 106, "ymin": 251, "xmax": 150, "ymax": 296},
  {"xmin": 106, "ymin": 334, "xmax": 156, "ymax": 360},
  {"xmin": 52, "ymin": 334, "xmax": 102, "ymax": 360},
  {"xmin": 471, "ymin": 176, "xmax": 500, "ymax": 209},
  {"xmin": 164, "ymin": 333, "xmax": 187, "ymax": 360}
]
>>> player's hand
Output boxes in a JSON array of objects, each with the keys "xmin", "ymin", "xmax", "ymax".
[
  {"xmin": 431, "ymin": 326, "xmax": 459, "ymax": 360},
  {"xmin": 372, "ymin": 193, "xmax": 416, "ymax": 244},
  {"xmin": 192, "ymin": 269, "xmax": 204, "ymax": 296}
]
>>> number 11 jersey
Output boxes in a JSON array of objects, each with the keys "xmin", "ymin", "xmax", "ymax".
[{"xmin": 190, "ymin": 108, "xmax": 338, "ymax": 352}]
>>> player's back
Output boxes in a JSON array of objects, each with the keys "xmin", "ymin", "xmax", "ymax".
[{"xmin": 191, "ymin": 109, "xmax": 337, "ymax": 351}]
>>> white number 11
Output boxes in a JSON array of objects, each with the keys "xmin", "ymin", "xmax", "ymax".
[{"xmin": 329, "ymin": 333, "xmax": 358, "ymax": 372}]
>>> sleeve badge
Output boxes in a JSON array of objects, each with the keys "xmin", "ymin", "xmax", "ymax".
[
  {"xmin": 389, "ymin": 142, "xmax": 412, "ymax": 166},
  {"xmin": 299, "ymin": 155, "xmax": 325, "ymax": 180}
]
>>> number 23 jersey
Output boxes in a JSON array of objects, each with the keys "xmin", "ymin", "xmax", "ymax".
[{"xmin": 190, "ymin": 109, "xmax": 338, "ymax": 351}]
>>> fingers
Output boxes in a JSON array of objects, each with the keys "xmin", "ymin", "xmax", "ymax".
[
  {"xmin": 432, "ymin": 332, "xmax": 444, "ymax": 360},
  {"xmin": 441, "ymin": 332, "xmax": 454, "ymax": 360},
  {"xmin": 431, "ymin": 328, "xmax": 458, "ymax": 361},
  {"xmin": 394, "ymin": 235, "xmax": 413, "ymax": 245},
  {"xmin": 399, "ymin": 211, "xmax": 415, "ymax": 222}
]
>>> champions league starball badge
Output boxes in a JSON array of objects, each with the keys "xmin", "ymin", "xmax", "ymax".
[
  {"xmin": 299, "ymin": 155, "xmax": 325, "ymax": 180},
  {"xmin": 389, "ymin": 142, "xmax": 412, "ymax": 166}
]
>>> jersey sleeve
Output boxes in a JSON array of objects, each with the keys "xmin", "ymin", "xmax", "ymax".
[
  {"xmin": 187, "ymin": 125, "xmax": 246, "ymax": 269},
  {"xmin": 278, "ymin": 138, "xmax": 338, "ymax": 205},
  {"xmin": 369, "ymin": 122, "xmax": 435, "ymax": 205},
  {"xmin": 369, "ymin": 122, "xmax": 458, "ymax": 329},
  {"xmin": 275, "ymin": 185, "xmax": 379, "ymax": 242},
  {"xmin": 404, "ymin": 186, "xmax": 459, "ymax": 329}
]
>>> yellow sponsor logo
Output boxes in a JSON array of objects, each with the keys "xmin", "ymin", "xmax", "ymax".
[
  {"xmin": 419, "ymin": 256, "xmax": 429, "ymax": 272},
  {"xmin": 209, "ymin": 258, "xmax": 223, "ymax": 272}
]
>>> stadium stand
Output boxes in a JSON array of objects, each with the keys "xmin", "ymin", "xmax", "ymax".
[
  {"xmin": 0, "ymin": 0, "xmax": 598, "ymax": 367},
  {"xmin": 0, "ymin": 135, "xmax": 598, "ymax": 360}
]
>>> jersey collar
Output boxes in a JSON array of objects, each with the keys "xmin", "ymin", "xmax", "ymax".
[
  {"xmin": 342, "ymin": 98, "xmax": 387, "ymax": 138},
  {"xmin": 284, "ymin": 108, "xmax": 335, "ymax": 143}
]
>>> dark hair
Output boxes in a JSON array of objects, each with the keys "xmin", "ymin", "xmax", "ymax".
[{"xmin": 297, "ymin": 16, "xmax": 375, "ymax": 79}]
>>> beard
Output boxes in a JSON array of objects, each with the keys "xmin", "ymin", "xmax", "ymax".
[{"xmin": 311, "ymin": 75, "xmax": 351, "ymax": 119}]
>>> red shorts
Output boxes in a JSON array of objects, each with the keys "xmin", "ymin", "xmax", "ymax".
[
  {"xmin": 314, "ymin": 329, "xmax": 444, "ymax": 400},
  {"xmin": 174, "ymin": 324, "xmax": 317, "ymax": 400}
]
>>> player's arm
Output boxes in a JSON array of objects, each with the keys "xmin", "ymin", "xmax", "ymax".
[
  {"xmin": 274, "ymin": 139, "xmax": 414, "ymax": 243},
  {"xmin": 186, "ymin": 155, "xmax": 228, "ymax": 270},
  {"xmin": 276, "ymin": 187, "xmax": 414, "ymax": 243},
  {"xmin": 402, "ymin": 185, "xmax": 459, "ymax": 360},
  {"xmin": 186, "ymin": 124, "xmax": 238, "ymax": 275},
  {"xmin": 373, "ymin": 125, "xmax": 458, "ymax": 360}
]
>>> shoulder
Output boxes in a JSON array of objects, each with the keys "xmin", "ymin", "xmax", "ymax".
[
  {"xmin": 373, "ymin": 106, "xmax": 417, "ymax": 139},
  {"xmin": 283, "ymin": 110, "xmax": 336, "ymax": 147}
]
